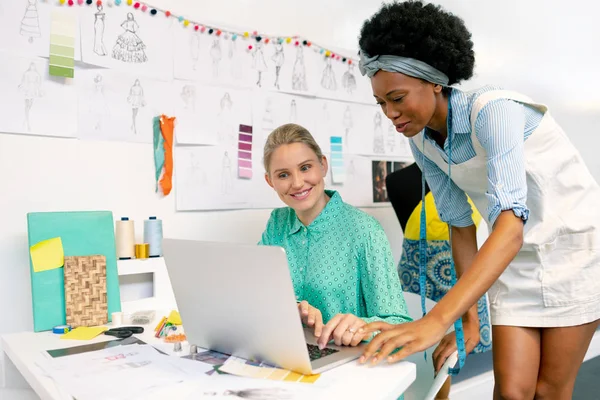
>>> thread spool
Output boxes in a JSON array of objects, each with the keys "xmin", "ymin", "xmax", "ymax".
[
  {"xmin": 115, "ymin": 217, "xmax": 135, "ymax": 260},
  {"xmin": 135, "ymin": 243, "xmax": 149, "ymax": 259},
  {"xmin": 143, "ymin": 216, "xmax": 163, "ymax": 257}
]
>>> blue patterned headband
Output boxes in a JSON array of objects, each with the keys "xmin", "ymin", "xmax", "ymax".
[{"xmin": 358, "ymin": 51, "xmax": 449, "ymax": 87}]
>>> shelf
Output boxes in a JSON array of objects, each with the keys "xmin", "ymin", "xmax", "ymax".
[{"xmin": 117, "ymin": 257, "xmax": 165, "ymax": 276}]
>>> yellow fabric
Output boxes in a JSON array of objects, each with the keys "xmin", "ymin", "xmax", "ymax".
[{"xmin": 404, "ymin": 192, "xmax": 482, "ymax": 241}]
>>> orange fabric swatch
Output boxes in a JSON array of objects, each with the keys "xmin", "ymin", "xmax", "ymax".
[{"xmin": 159, "ymin": 115, "xmax": 175, "ymax": 196}]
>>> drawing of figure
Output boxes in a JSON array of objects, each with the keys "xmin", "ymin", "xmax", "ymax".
[
  {"xmin": 218, "ymin": 92, "xmax": 235, "ymax": 145},
  {"xmin": 112, "ymin": 13, "xmax": 147, "ymax": 63},
  {"xmin": 221, "ymin": 151, "xmax": 233, "ymax": 195},
  {"xmin": 320, "ymin": 57, "xmax": 337, "ymax": 91},
  {"xmin": 18, "ymin": 62, "xmax": 43, "ymax": 132},
  {"xmin": 202, "ymin": 387, "xmax": 293, "ymax": 399},
  {"xmin": 127, "ymin": 79, "xmax": 146, "ymax": 135},
  {"xmin": 289, "ymin": 99, "xmax": 297, "ymax": 122},
  {"xmin": 271, "ymin": 43, "xmax": 285, "ymax": 90},
  {"xmin": 20, "ymin": 0, "xmax": 41, "ymax": 44},
  {"xmin": 252, "ymin": 42, "xmax": 268, "ymax": 88},
  {"xmin": 190, "ymin": 31, "xmax": 200, "ymax": 70},
  {"xmin": 347, "ymin": 159, "xmax": 356, "ymax": 178},
  {"xmin": 262, "ymin": 97, "xmax": 274, "ymax": 130},
  {"xmin": 180, "ymin": 84, "xmax": 196, "ymax": 111},
  {"xmin": 342, "ymin": 105, "xmax": 353, "ymax": 148},
  {"xmin": 210, "ymin": 39, "xmax": 222, "ymax": 78},
  {"xmin": 373, "ymin": 112, "xmax": 385, "ymax": 154},
  {"xmin": 228, "ymin": 39, "xmax": 243, "ymax": 81},
  {"xmin": 93, "ymin": 4, "xmax": 107, "ymax": 56},
  {"xmin": 342, "ymin": 63, "xmax": 357, "ymax": 94},
  {"xmin": 187, "ymin": 152, "xmax": 207, "ymax": 186},
  {"xmin": 292, "ymin": 46, "xmax": 308, "ymax": 91},
  {"xmin": 386, "ymin": 121, "xmax": 397, "ymax": 153},
  {"xmin": 91, "ymin": 73, "xmax": 110, "ymax": 132}
]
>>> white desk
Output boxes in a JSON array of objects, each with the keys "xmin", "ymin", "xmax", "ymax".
[{"xmin": 1, "ymin": 320, "xmax": 416, "ymax": 400}]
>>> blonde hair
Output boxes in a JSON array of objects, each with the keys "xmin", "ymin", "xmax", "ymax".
[{"xmin": 263, "ymin": 123, "xmax": 324, "ymax": 173}]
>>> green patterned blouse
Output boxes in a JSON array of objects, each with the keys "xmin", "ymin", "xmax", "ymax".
[{"xmin": 259, "ymin": 190, "xmax": 412, "ymax": 325}]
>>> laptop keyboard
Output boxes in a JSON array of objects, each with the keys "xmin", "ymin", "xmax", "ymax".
[{"xmin": 306, "ymin": 344, "xmax": 339, "ymax": 361}]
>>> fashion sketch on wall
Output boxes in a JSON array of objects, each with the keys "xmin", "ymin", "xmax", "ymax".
[
  {"xmin": 93, "ymin": 4, "xmax": 107, "ymax": 56},
  {"xmin": 18, "ymin": 62, "xmax": 43, "ymax": 132},
  {"xmin": 112, "ymin": 12, "xmax": 148, "ymax": 63},
  {"xmin": 127, "ymin": 78, "xmax": 146, "ymax": 134}
]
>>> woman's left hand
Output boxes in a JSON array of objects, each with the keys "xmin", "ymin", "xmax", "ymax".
[
  {"xmin": 358, "ymin": 314, "xmax": 448, "ymax": 365},
  {"xmin": 317, "ymin": 314, "xmax": 367, "ymax": 349}
]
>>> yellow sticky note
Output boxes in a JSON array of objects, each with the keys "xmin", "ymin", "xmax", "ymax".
[
  {"xmin": 30, "ymin": 237, "xmax": 64, "ymax": 273},
  {"xmin": 167, "ymin": 310, "xmax": 182, "ymax": 325},
  {"xmin": 61, "ymin": 326, "xmax": 108, "ymax": 340}
]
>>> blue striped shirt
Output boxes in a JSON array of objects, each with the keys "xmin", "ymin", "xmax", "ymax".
[{"xmin": 409, "ymin": 86, "xmax": 544, "ymax": 228}]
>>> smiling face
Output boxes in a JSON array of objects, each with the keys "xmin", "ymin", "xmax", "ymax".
[
  {"xmin": 371, "ymin": 70, "xmax": 447, "ymax": 137},
  {"xmin": 265, "ymin": 142, "xmax": 329, "ymax": 225}
]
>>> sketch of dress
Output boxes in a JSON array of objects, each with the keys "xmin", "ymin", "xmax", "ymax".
[
  {"xmin": 20, "ymin": 0, "xmax": 41, "ymax": 44},
  {"xmin": 210, "ymin": 39, "xmax": 222, "ymax": 78},
  {"xmin": 373, "ymin": 112, "xmax": 385, "ymax": 154},
  {"xmin": 342, "ymin": 105, "xmax": 353, "ymax": 148},
  {"xmin": 386, "ymin": 121, "xmax": 397, "ymax": 153},
  {"xmin": 289, "ymin": 99, "xmax": 297, "ymax": 122},
  {"xmin": 262, "ymin": 97, "xmax": 274, "ymax": 130},
  {"xmin": 180, "ymin": 85, "xmax": 196, "ymax": 111},
  {"xmin": 187, "ymin": 152, "xmax": 207, "ymax": 186},
  {"xmin": 112, "ymin": 13, "xmax": 147, "ymax": 63},
  {"xmin": 221, "ymin": 151, "xmax": 233, "ymax": 195},
  {"xmin": 218, "ymin": 92, "xmax": 235, "ymax": 146},
  {"xmin": 347, "ymin": 159, "xmax": 356, "ymax": 178},
  {"xmin": 18, "ymin": 62, "xmax": 43, "ymax": 132},
  {"xmin": 127, "ymin": 79, "xmax": 146, "ymax": 135},
  {"xmin": 190, "ymin": 31, "xmax": 200, "ymax": 70},
  {"xmin": 271, "ymin": 43, "xmax": 284, "ymax": 90},
  {"xmin": 321, "ymin": 57, "xmax": 337, "ymax": 91},
  {"xmin": 91, "ymin": 73, "xmax": 110, "ymax": 132},
  {"xmin": 93, "ymin": 4, "xmax": 107, "ymax": 56},
  {"xmin": 292, "ymin": 46, "xmax": 308, "ymax": 91},
  {"xmin": 342, "ymin": 63, "xmax": 357, "ymax": 94},
  {"xmin": 252, "ymin": 42, "xmax": 268, "ymax": 88},
  {"xmin": 228, "ymin": 39, "xmax": 243, "ymax": 81}
]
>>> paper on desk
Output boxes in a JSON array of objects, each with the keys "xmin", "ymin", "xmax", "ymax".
[
  {"xmin": 35, "ymin": 344, "xmax": 202, "ymax": 400},
  {"xmin": 30, "ymin": 237, "xmax": 64, "ymax": 272},
  {"xmin": 220, "ymin": 356, "xmax": 321, "ymax": 384},
  {"xmin": 60, "ymin": 326, "xmax": 108, "ymax": 340}
]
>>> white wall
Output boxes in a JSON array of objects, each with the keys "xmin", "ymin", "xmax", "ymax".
[{"xmin": 1, "ymin": 0, "xmax": 599, "ymax": 388}]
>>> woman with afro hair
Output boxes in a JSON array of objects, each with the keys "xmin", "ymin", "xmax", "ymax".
[{"xmin": 356, "ymin": 1, "xmax": 600, "ymax": 399}]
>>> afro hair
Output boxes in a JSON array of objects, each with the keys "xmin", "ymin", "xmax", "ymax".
[{"xmin": 358, "ymin": 0, "xmax": 475, "ymax": 86}]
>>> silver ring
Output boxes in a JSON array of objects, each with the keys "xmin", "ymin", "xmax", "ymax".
[{"xmin": 347, "ymin": 327, "xmax": 356, "ymax": 334}]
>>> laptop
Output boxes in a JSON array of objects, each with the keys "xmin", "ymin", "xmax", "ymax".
[{"xmin": 162, "ymin": 238, "xmax": 365, "ymax": 375}]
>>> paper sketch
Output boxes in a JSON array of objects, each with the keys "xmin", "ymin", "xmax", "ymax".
[
  {"xmin": 271, "ymin": 43, "xmax": 285, "ymax": 90},
  {"xmin": 112, "ymin": 12, "xmax": 147, "ymax": 63},
  {"xmin": 262, "ymin": 97, "xmax": 275, "ymax": 131},
  {"xmin": 342, "ymin": 105, "xmax": 353, "ymax": 147},
  {"xmin": 127, "ymin": 79, "xmax": 146, "ymax": 134},
  {"xmin": 190, "ymin": 31, "xmax": 201, "ymax": 70},
  {"xmin": 181, "ymin": 84, "xmax": 196, "ymax": 111},
  {"xmin": 289, "ymin": 99, "xmax": 297, "ymax": 122},
  {"xmin": 221, "ymin": 151, "xmax": 233, "ymax": 195},
  {"xmin": 252, "ymin": 42, "xmax": 268, "ymax": 88},
  {"xmin": 347, "ymin": 159, "xmax": 356, "ymax": 177},
  {"xmin": 93, "ymin": 4, "xmax": 107, "ymax": 56},
  {"xmin": 373, "ymin": 112, "xmax": 385, "ymax": 154},
  {"xmin": 342, "ymin": 63, "xmax": 357, "ymax": 94},
  {"xmin": 321, "ymin": 57, "xmax": 337, "ymax": 91},
  {"xmin": 292, "ymin": 46, "xmax": 308, "ymax": 91},
  {"xmin": 386, "ymin": 121, "xmax": 397, "ymax": 153},
  {"xmin": 186, "ymin": 152, "xmax": 208, "ymax": 186},
  {"xmin": 210, "ymin": 39, "xmax": 222, "ymax": 78},
  {"xmin": 20, "ymin": 0, "xmax": 41, "ymax": 44},
  {"xmin": 228, "ymin": 39, "xmax": 243, "ymax": 81},
  {"xmin": 202, "ymin": 388, "xmax": 293, "ymax": 399},
  {"xmin": 91, "ymin": 73, "xmax": 110, "ymax": 131},
  {"xmin": 218, "ymin": 92, "xmax": 236, "ymax": 146},
  {"xmin": 18, "ymin": 62, "xmax": 43, "ymax": 131}
]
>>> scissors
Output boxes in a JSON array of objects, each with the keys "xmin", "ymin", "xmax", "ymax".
[{"xmin": 104, "ymin": 326, "xmax": 145, "ymax": 339}]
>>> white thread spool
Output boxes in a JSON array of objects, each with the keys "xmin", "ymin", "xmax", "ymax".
[
  {"xmin": 143, "ymin": 216, "xmax": 163, "ymax": 257},
  {"xmin": 115, "ymin": 217, "xmax": 135, "ymax": 259}
]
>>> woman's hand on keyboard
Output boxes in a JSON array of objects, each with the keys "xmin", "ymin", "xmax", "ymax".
[
  {"xmin": 317, "ymin": 314, "xmax": 367, "ymax": 349},
  {"xmin": 298, "ymin": 300, "xmax": 324, "ymax": 338}
]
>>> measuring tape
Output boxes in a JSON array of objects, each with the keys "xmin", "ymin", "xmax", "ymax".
[{"xmin": 418, "ymin": 102, "xmax": 466, "ymax": 376}]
